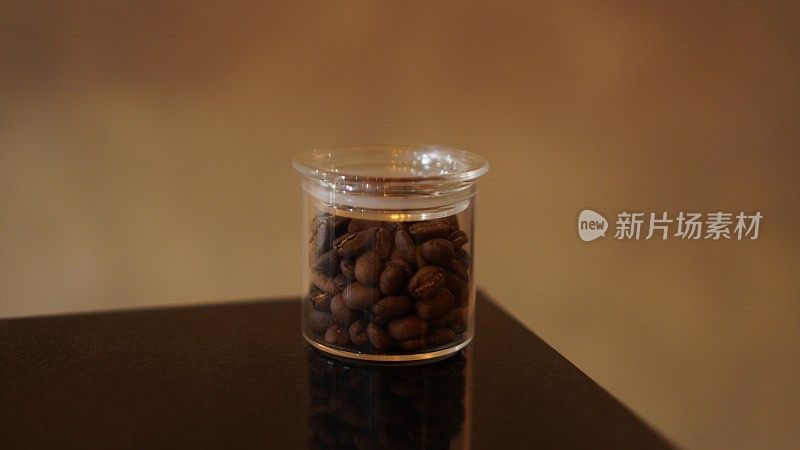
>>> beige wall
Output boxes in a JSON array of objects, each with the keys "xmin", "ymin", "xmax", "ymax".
[{"xmin": 2, "ymin": 1, "xmax": 799, "ymax": 448}]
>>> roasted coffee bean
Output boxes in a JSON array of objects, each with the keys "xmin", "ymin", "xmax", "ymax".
[
  {"xmin": 379, "ymin": 259, "xmax": 411, "ymax": 295},
  {"xmin": 340, "ymin": 259, "xmax": 355, "ymax": 279},
  {"xmin": 331, "ymin": 294, "xmax": 358, "ymax": 326},
  {"xmin": 371, "ymin": 314, "xmax": 390, "ymax": 327},
  {"xmin": 334, "ymin": 274, "xmax": 348, "ymax": 291},
  {"xmin": 309, "ymin": 310, "xmax": 334, "ymax": 334},
  {"xmin": 354, "ymin": 250, "xmax": 383, "ymax": 287},
  {"xmin": 407, "ymin": 266, "xmax": 448, "ymax": 299},
  {"xmin": 367, "ymin": 323, "xmax": 396, "ymax": 349},
  {"xmin": 430, "ymin": 307, "xmax": 466, "ymax": 330},
  {"xmin": 448, "ymin": 259, "xmax": 469, "ymax": 280},
  {"xmin": 313, "ymin": 249, "xmax": 341, "ymax": 275},
  {"xmin": 418, "ymin": 238, "xmax": 454, "ymax": 265},
  {"xmin": 450, "ymin": 308, "xmax": 467, "ymax": 332},
  {"xmin": 312, "ymin": 225, "xmax": 333, "ymax": 255},
  {"xmin": 308, "ymin": 216, "xmax": 320, "ymax": 236},
  {"xmin": 333, "ymin": 231, "xmax": 356, "ymax": 249},
  {"xmin": 372, "ymin": 227, "xmax": 393, "ymax": 260},
  {"xmin": 307, "ymin": 241, "xmax": 318, "ymax": 265},
  {"xmin": 388, "ymin": 315, "xmax": 428, "ymax": 341},
  {"xmin": 336, "ymin": 229, "xmax": 377, "ymax": 259},
  {"xmin": 349, "ymin": 319, "xmax": 368, "ymax": 346},
  {"xmin": 394, "ymin": 229, "xmax": 417, "ymax": 266},
  {"xmin": 447, "ymin": 230, "xmax": 468, "ymax": 248},
  {"xmin": 311, "ymin": 271, "xmax": 340, "ymax": 295},
  {"xmin": 455, "ymin": 248, "xmax": 471, "ymax": 270},
  {"xmin": 398, "ymin": 337, "xmax": 426, "ymax": 351},
  {"xmin": 427, "ymin": 328, "xmax": 456, "ymax": 346},
  {"xmin": 381, "ymin": 221, "xmax": 400, "ymax": 232},
  {"xmin": 450, "ymin": 320, "xmax": 467, "ymax": 335},
  {"xmin": 342, "ymin": 282, "xmax": 382, "ymax": 309},
  {"xmin": 347, "ymin": 219, "xmax": 382, "ymax": 233},
  {"xmin": 446, "ymin": 270, "xmax": 467, "ymax": 295},
  {"xmin": 373, "ymin": 295, "xmax": 413, "ymax": 319},
  {"xmin": 309, "ymin": 291, "xmax": 332, "ymax": 312},
  {"xmin": 312, "ymin": 215, "xmax": 349, "ymax": 254},
  {"xmin": 388, "ymin": 247, "xmax": 405, "ymax": 264},
  {"xmin": 455, "ymin": 289, "xmax": 468, "ymax": 308},
  {"xmin": 414, "ymin": 249, "xmax": 427, "ymax": 270},
  {"xmin": 324, "ymin": 324, "xmax": 351, "ymax": 346},
  {"xmin": 415, "ymin": 289, "xmax": 455, "ymax": 320},
  {"xmin": 408, "ymin": 221, "xmax": 451, "ymax": 243},
  {"xmin": 447, "ymin": 273, "xmax": 468, "ymax": 307}
]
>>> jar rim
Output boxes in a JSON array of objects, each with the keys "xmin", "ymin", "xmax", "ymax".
[{"xmin": 292, "ymin": 144, "xmax": 489, "ymax": 183}]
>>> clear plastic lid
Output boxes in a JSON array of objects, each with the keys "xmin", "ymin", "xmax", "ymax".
[
  {"xmin": 293, "ymin": 144, "xmax": 489, "ymax": 216},
  {"xmin": 293, "ymin": 144, "xmax": 489, "ymax": 183}
]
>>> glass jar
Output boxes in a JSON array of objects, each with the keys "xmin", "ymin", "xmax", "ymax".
[{"xmin": 293, "ymin": 144, "xmax": 488, "ymax": 362}]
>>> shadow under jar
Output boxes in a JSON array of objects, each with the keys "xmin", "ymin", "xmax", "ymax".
[{"xmin": 294, "ymin": 144, "xmax": 489, "ymax": 362}]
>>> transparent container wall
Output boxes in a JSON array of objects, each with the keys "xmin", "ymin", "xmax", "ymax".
[{"xmin": 301, "ymin": 196, "xmax": 476, "ymax": 362}]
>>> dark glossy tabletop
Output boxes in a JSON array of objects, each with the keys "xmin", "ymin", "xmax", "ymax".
[{"xmin": 0, "ymin": 292, "xmax": 672, "ymax": 449}]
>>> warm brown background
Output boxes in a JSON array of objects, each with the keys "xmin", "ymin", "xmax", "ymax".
[{"xmin": 1, "ymin": 2, "xmax": 798, "ymax": 449}]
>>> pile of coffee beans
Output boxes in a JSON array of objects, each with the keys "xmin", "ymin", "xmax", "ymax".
[
  {"xmin": 308, "ymin": 348, "xmax": 466, "ymax": 449},
  {"xmin": 306, "ymin": 213, "xmax": 471, "ymax": 354}
]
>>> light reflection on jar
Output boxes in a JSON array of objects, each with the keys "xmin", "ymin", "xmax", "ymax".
[{"xmin": 307, "ymin": 347, "xmax": 472, "ymax": 450}]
